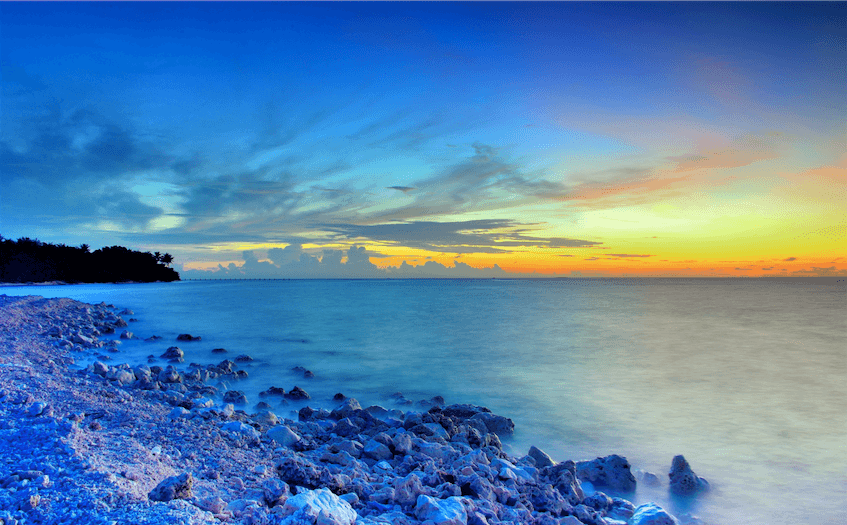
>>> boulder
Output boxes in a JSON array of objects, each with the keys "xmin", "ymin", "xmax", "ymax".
[
  {"xmin": 149, "ymin": 473, "xmax": 193, "ymax": 502},
  {"xmin": 331, "ymin": 398, "xmax": 362, "ymax": 420},
  {"xmin": 440, "ymin": 404, "xmax": 490, "ymax": 419},
  {"xmin": 415, "ymin": 495, "xmax": 468, "ymax": 525},
  {"xmin": 260, "ymin": 386, "xmax": 286, "ymax": 397},
  {"xmin": 262, "ymin": 478, "xmax": 290, "ymax": 508},
  {"xmin": 221, "ymin": 421, "xmax": 260, "ymax": 441},
  {"xmin": 630, "ymin": 503, "xmax": 679, "ymax": 525},
  {"xmin": 279, "ymin": 488, "xmax": 356, "ymax": 525},
  {"xmin": 235, "ymin": 354, "xmax": 253, "ymax": 362},
  {"xmin": 668, "ymin": 455, "xmax": 709, "ymax": 495},
  {"xmin": 363, "ymin": 439, "xmax": 393, "ymax": 461},
  {"xmin": 161, "ymin": 346, "xmax": 184, "ymax": 359},
  {"xmin": 223, "ymin": 390, "xmax": 247, "ymax": 405},
  {"xmin": 177, "ymin": 334, "xmax": 201, "ymax": 341},
  {"xmin": 284, "ymin": 385, "xmax": 310, "ymax": 400},
  {"xmin": 254, "ymin": 410, "xmax": 279, "ymax": 426},
  {"xmin": 575, "ymin": 454, "xmax": 636, "ymax": 492},
  {"xmin": 469, "ymin": 412, "xmax": 514, "ymax": 436},
  {"xmin": 157, "ymin": 366, "xmax": 182, "ymax": 384},
  {"xmin": 528, "ymin": 445, "xmax": 555, "ymax": 468},
  {"xmin": 119, "ymin": 330, "xmax": 134, "ymax": 340},
  {"xmin": 267, "ymin": 425, "xmax": 301, "ymax": 447}
]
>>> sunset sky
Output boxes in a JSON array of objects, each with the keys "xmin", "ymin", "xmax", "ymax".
[{"xmin": 2, "ymin": 2, "xmax": 844, "ymax": 278}]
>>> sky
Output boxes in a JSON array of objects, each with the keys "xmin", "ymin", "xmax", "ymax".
[{"xmin": 1, "ymin": 2, "xmax": 845, "ymax": 278}]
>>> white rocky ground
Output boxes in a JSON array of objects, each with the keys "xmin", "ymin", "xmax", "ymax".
[{"xmin": 0, "ymin": 295, "xmax": 699, "ymax": 525}]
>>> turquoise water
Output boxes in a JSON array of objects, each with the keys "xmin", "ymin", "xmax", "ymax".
[{"xmin": 3, "ymin": 278, "xmax": 845, "ymax": 524}]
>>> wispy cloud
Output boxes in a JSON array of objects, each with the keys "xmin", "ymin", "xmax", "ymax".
[{"xmin": 322, "ymin": 219, "xmax": 602, "ymax": 254}]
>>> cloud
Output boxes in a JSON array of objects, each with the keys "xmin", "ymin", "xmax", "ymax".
[
  {"xmin": 668, "ymin": 132, "xmax": 784, "ymax": 172},
  {"xmin": 322, "ymin": 219, "xmax": 602, "ymax": 254},
  {"xmin": 387, "ymin": 186, "xmax": 416, "ymax": 193},
  {"xmin": 783, "ymin": 257, "xmax": 797, "ymax": 261},
  {"xmin": 606, "ymin": 254, "xmax": 653, "ymax": 258},
  {"xmin": 181, "ymin": 245, "xmax": 510, "ymax": 279}
]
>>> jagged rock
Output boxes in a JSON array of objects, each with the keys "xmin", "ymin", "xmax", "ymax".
[
  {"xmin": 235, "ymin": 354, "xmax": 253, "ymax": 362},
  {"xmin": 630, "ymin": 503, "xmax": 679, "ymax": 525},
  {"xmin": 528, "ymin": 483, "xmax": 572, "ymax": 515},
  {"xmin": 363, "ymin": 439, "xmax": 393, "ymax": 461},
  {"xmin": 528, "ymin": 445, "xmax": 555, "ymax": 468},
  {"xmin": 278, "ymin": 488, "xmax": 356, "ymax": 525},
  {"xmin": 223, "ymin": 390, "xmax": 247, "ymax": 405},
  {"xmin": 668, "ymin": 455, "xmax": 709, "ymax": 495},
  {"xmin": 262, "ymin": 478, "xmax": 290, "ymax": 508},
  {"xmin": 92, "ymin": 361, "xmax": 108, "ymax": 376},
  {"xmin": 260, "ymin": 386, "xmax": 286, "ymax": 397},
  {"xmin": 149, "ymin": 473, "xmax": 193, "ymax": 502},
  {"xmin": 415, "ymin": 495, "xmax": 468, "ymax": 525},
  {"xmin": 441, "ymin": 404, "xmax": 490, "ymax": 419},
  {"xmin": 334, "ymin": 417, "xmax": 360, "ymax": 437},
  {"xmin": 275, "ymin": 456, "xmax": 325, "ymax": 490},
  {"xmin": 469, "ymin": 412, "xmax": 514, "ymax": 436},
  {"xmin": 331, "ymin": 398, "xmax": 362, "ymax": 420},
  {"xmin": 547, "ymin": 461, "xmax": 584, "ymax": 505},
  {"xmin": 394, "ymin": 473, "xmax": 428, "ymax": 508},
  {"xmin": 157, "ymin": 366, "xmax": 181, "ymax": 383},
  {"xmin": 119, "ymin": 330, "xmax": 134, "ymax": 340},
  {"xmin": 575, "ymin": 454, "xmax": 636, "ymax": 492},
  {"xmin": 284, "ymin": 385, "xmax": 310, "ymax": 400}
]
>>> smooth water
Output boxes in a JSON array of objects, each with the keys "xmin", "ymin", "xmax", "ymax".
[{"xmin": 3, "ymin": 279, "xmax": 845, "ymax": 524}]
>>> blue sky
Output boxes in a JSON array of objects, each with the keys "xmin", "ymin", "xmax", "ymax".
[{"xmin": 2, "ymin": 2, "xmax": 844, "ymax": 278}]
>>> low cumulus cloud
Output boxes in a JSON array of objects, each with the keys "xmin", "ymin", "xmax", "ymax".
[{"xmin": 180, "ymin": 245, "xmax": 510, "ymax": 279}]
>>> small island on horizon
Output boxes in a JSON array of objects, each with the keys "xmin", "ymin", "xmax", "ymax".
[{"xmin": 0, "ymin": 236, "xmax": 180, "ymax": 284}]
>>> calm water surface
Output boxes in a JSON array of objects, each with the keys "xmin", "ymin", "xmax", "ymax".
[{"xmin": 3, "ymin": 279, "xmax": 845, "ymax": 524}]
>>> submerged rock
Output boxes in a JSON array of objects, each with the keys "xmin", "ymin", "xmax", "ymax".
[
  {"xmin": 161, "ymin": 346, "xmax": 184, "ymax": 360},
  {"xmin": 177, "ymin": 333, "xmax": 201, "ymax": 341},
  {"xmin": 284, "ymin": 385, "xmax": 310, "ymax": 400}
]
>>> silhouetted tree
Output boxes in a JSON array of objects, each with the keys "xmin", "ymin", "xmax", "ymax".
[{"xmin": 0, "ymin": 235, "xmax": 180, "ymax": 283}]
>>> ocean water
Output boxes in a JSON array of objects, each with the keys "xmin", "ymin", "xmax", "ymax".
[{"xmin": 3, "ymin": 278, "xmax": 845, "ymax": 524}]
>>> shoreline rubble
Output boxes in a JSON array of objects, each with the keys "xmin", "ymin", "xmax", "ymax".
[{"xmin": 0, "ymin": 294, "xmax": 703, "ymax": 525}]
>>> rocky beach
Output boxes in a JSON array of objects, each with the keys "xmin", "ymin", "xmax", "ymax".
[{"xmin": 0, "ymin": 294, "xmax": 707, "ymax": 525}]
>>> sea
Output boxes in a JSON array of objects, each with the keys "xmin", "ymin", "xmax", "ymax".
[{"xmin": 2, "ymin": 278, "xmax": 845, "ymax": 524}]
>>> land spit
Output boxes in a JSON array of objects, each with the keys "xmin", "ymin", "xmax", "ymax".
[{"xmin": 0, "ymin": 295, "xmax": 702, "ymax": 525}]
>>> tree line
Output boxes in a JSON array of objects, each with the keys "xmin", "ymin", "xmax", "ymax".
[{"xmin": 0, "ymin": 236, "xmax": 180, "ymax": 283}]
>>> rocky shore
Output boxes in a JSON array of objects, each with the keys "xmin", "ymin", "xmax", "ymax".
[{"xmin": 0, "ymin": 295, "xmax": 705, "ymax": 525}]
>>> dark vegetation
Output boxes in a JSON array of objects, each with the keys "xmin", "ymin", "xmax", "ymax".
[{"xmin": 0, "ymin": 236, "xmax": 180, "ymax": 283}]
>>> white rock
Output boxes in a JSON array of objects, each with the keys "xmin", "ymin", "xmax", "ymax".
[
  {"xmin": 415, "ymin": 495, "xmax": 468, "ymax": 525},
  {"xmin": 169, "ymin": 407, "xmax": 189, "ymax": 419},
  {"xmin": 221, "ymin": 421, "xmax": 260, "ymax": 441},
  {"xmin": 267, "ymin": 425, "xmax": 301, "ymax": 447},
  {"xmin": 631, "ymin": 503, "xmax": 680, "ymax": 525},
  {"xmin": 279, "ymin": 488, "xmax": 356, "ymax": 525}
]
